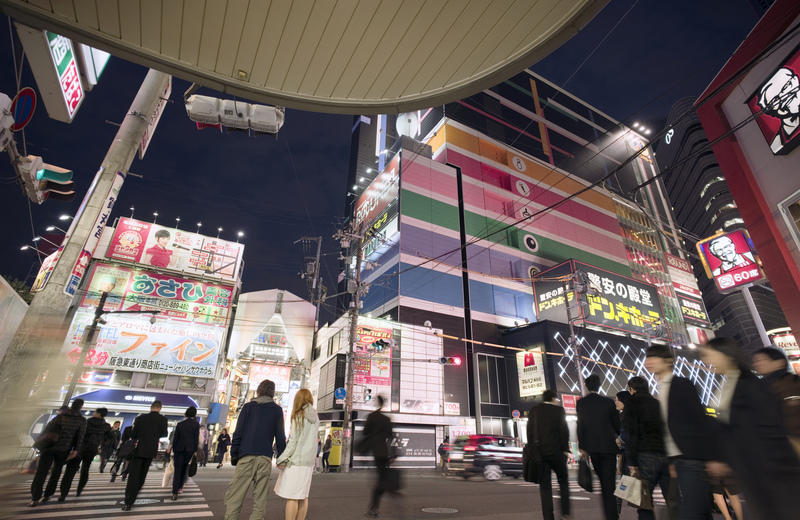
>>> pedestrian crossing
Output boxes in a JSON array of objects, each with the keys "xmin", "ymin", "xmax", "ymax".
[{"xmin": 7, "ymin": 469, "xmax": 212, "ymax": 519}]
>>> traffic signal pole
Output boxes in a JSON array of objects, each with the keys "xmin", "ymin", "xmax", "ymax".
[
  {"xmin": 340, "ymin": 231, "xmax": 364, "ymax": 474},
  {"xmin": 0, "ymin": 69, "xmax": 171, "ymax": 467}
]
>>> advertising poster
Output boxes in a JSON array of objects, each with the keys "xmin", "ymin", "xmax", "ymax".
[
  {"xmin": 677, "ymin": 294, "xmax": 711, "ymax": 328},
  {"xmin": 532, "ymin": 261, "xmax": 574, "ymax": 323},
  {"xmin": 247, "ymin": 363, "xmax": 291, "ymax": 392},
  {"xmin": 353, "ymin": 324, "xmax": 393, "ymax": 408},
  {"xmin": 30, "ymin": 250, "xmax": 59, "ymax": 293},
  {"xmin": 107, "ymin": 217, "xmax": 244, "ymax": 282},
  {"xmin": 664, "ymin": 253, "xmax": 703, "ymax": 298},
  {"xmin": 354, "ymin": 153, "xmax": 400, "ymax": 231},
  {"xmin": 353, "ymin": 425, "xmax": 436, "ymax": 468},
  {"xmin": 747, "ymin": 43, "xmax": 800, "ymax": 155},
  {"xmin": 696, "ymin": 230, "xmax": 764, "ymax": 292},
  {"xmin": 516, "ymin": 350, "xmax": 546, "ymax": 398}
]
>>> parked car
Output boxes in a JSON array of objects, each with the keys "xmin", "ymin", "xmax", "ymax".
[{"xmin": 447, "ymin": 435, "xmax": 523, "ymax": 481}]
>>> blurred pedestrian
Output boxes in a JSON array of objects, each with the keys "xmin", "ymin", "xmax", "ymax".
[
  {"xmin": 710, "ymin": 477, "xmax": 743, "ymax": 520},
  {"xmin": 624, "ymin": 376, "xmax": 678, "ymax": 520},
  {"xmin": 360, "ymin": 395, "xmax": 396, "ymax": 517},
  {"xmin": 122, "ymin": 400, "xmax": 168, "ymax": 511},
  {"xmin": 224, "ymin": 379, "xmax": 286, "ymax": 520},
  {"xmin": 577, "ymin": 374, "xmax": 620, "ymax": 520},
  {"xmin": 198, "ymin": 425, "xmax": 209, "ymax": 467},
  {"xmin": 701, "ymin": 338, "xmax": 800, "ymax": 520},
  {"xmin": 645, "ymin": 344, "xmax": 714, "ymax": 520},
  {"xmin": 215, "ymin": 428, "xmax": 232, "ymax": 468},
  {"xmin": 30, "ymin": 399, "xmax": 86, "ymax": 506},
  {"xmin": 529, "ymin": 390, "xmax": 571, "ymax": 520},
  {"xmin": 110, "ymin": 424, "xmax": 133, "ymax": 482},
  {"xmin": 752, "ymin": 346, "xmax": 800, "ymax": 459},
  {"xmin": 100, "ymin": 420, "xmax": 121, "ymax": 472},
  {"xmin": 170, "ymin": 406, "xmax": 200, "ymax": 501},
  {"xmin": 615, "ymin": 390, "xmax": 631, "ymax": 476},
  {"xmin": 321, "ymin": 435, "xmax": 332, "ymax": 472},
  {"xmin": 59, "ymin": 407, "xmax": 112, "ymax": 501},
  {"xmin": 438, "ymin": 436, "xmax": 449, "ymax": 475},
  {"xmin": 275, "ymin": 389, "xmax": 319, "ymax": 520}
]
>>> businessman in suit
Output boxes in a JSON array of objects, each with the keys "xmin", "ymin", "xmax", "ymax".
[
  {"xmin": 577, "ymin": 374, "xmax": 621, "ymax": 520},
  {"xmin": 529, "ymin": 390, "xmax": 571, "ymax": 520},
  {"xmin": 123, "ymin": 400, "xmax": 168, "ymax": 511},
  {"xmin": 169, "ymin": 406, "xmax": 200, "ymax": 500}
]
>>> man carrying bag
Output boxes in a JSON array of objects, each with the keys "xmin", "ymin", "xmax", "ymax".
[{"xmin": 527, "ymin": 390, "xmax": 571, "ymax": 520}]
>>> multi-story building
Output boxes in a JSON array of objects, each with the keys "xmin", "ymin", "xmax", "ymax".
[{"xmin": 655, "ymin": 97, "xmax": 788, "ymax": 349}]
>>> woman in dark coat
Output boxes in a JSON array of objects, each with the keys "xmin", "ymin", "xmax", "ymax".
[
  {"xmin": 214, "ymin": 428, "xmax": 231, "ymax": 468},
  {"xmin": 701, "ymin": 338, "xmax": 800, "ymax": 520}
]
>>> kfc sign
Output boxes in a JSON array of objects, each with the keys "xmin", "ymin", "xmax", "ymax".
[
  {"xmin": 747, "ymin": 43, "xmax": 800, "ymax": 155},
  {"xmin": 697, "ymin": 230, "xmax": 765, "ymax": 292}
]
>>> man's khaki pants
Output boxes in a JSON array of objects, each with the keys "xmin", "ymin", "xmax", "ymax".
[{"xmin": 224, "ymin": 455, "xmax": 273, "ymax": 520}]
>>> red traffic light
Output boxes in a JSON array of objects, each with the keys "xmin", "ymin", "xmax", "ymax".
[
  {"xmin": 451, "ymin": 356, "xmax": 462, "ymax": 366},
  {"xmin": 440, "ymin": 356, "xmax": 462, "ymax": 366}
]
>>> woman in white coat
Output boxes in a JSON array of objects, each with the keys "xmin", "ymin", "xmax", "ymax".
[{"xmin": 275, "ymin": 389, "xmax": 319, "ymax": 520}]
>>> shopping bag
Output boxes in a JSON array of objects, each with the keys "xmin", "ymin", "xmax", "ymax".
[
  {"xmin": 614, "ymin": 475, "xmax": 643, "ymax": 506},
  {"xmin": 522, "ymin": 444, "xmax": 542, "ymax": 484},
  {"xmin": 578, "ymin": 457, "xmax": 593, "ymax": 492},
  {"xmin": 188, "ymin": 455, "xmax": 198, "ymax": 477},
  {"xmin": 162, "ymin": 459, "xmax": 174, "ymax": 488},
  {"xmin": 381, "ymin": 468, "xmax": 402, "ymax": 492}
]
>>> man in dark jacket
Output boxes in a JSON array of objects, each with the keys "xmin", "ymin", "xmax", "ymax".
[
  {"xmin": 625, "ymin": 377, "xmax": 678, "ymax": 520},
  {"xmin": 577, "ymin": 374, "xmax": 621, "ymax": 520},
  {"xmin": 362, "ymin": 395, "xmax": 395, "ymax": 518},
  {"xmin": 58, "ymin": 407, "xmax": 112, "ymax": 500},
  {"xmin": 224, "ymin": 379, "xmax": 286, "ymax": 519},
  {"xmin": 100, "ymin": 420, "xmax": 121, "ymax": 472},
  {"xmin": 753, "ymin": 346, "xmax": 800, "ymax": 459},
  {"xmin": 646, "ymin": 345, "xmax": 713, "ymax": 520},
  {"xmin": 170, "ymin": 406, "xmax": 200, "ymax": 500},
  {"xmin": 110, "ymin": 424, "xmax": 133, "ymax": 482},
  {"xmin": 122, "ymin": 400, "xmax": 168, "ymax": 511},
  {"xmin": 30, "ymin": 399, "xmax": 87, "ymax": 506},
  {"xmin": 529, "ymin": 390, "xmax": 571, "ymax": 520}
]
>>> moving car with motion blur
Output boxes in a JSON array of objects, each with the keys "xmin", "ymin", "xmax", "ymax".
[{"xmin": 446, "ymin": 434, "xmax": 523, "ymax": 480}]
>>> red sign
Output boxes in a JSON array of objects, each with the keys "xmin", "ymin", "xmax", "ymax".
[
  {"xmin": 697, "ymin": 230, "xmax": 765, "ymax": 292},
  {"xmin": 561, "ymin": 394, "xmax": 579, "ymax": 415},
  {"xmin": 747, "ymin": 43, "xmax": 800, "ymax": 156}
]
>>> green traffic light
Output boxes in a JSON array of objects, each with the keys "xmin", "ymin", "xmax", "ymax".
[{"xmin": 36, "ymin": 165, "xmax": 73, "ymax": 183}]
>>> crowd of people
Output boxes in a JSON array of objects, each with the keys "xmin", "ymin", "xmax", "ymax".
[{"xmin": 528, "ymin": 339, "xmax": 800, "ymax": 520}]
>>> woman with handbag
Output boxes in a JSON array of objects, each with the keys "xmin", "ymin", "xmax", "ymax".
[{"xmin": 275, "ymin": 389, "xmax": 319, "ymax": 520}]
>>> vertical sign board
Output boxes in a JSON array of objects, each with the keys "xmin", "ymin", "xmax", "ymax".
[
  {"xmin": 696, "ymin": 230, "xmax": 765, "ymax": 292},
  {"xmin": 140, "ymin": 76, "xmax": 172, "ymax": 159},
  {"xmin": 663, "ymin": 253, "xmax": 711, "ymax": 329},
  {"xmin": 515, "ymin": 350, "xmax": 546, "ymax": 398},
  {"xmin": 14, "ymin": 24, "xmax": 84, "ymax": 123}
]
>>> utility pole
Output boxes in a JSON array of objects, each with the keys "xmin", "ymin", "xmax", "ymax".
[
  {"xmin": 338, "ymin": 225, "xmax": 364, "ymax": 473},
  {"xmin": 565, "ymin": 271, "xmax": 587, "ymax": 396},
  {"xmin": 296, "ymin": 236, "xmax": 324, "ymax": 356},
  {"xmin": 0, "ymin": 69, "xmax": 171, "ymax": 465}
]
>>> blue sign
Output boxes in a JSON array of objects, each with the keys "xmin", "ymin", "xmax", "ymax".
[
  {"xmin": 73, "ymin": 389, "xmax": 199, "ymax": 409},
  {"xmin": 334, "ymin": 387, "xmax": 346, "ymax": 399},
  {"xmin": 11, "ymin": 87, "xmax": 36, "ymax": 131}
]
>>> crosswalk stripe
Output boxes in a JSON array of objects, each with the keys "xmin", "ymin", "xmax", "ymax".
[
  {"xmin": 8, "ymin": 497, "xmax": 207, "ymax": 512},
  {"xmin": 21, "ymin": 504, "xmax": 210, "ymax": 519}
]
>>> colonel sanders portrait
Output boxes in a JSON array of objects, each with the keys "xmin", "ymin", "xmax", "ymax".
[
  {"xmin": 757, "ymin": 66, "xmax": 800, "ymax": 154},
  {"xmin": 708, "ymin": 235, "xmax": 755, "ymax": 276}
]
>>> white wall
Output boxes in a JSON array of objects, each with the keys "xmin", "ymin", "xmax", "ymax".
[{"xmin": 0, "ymin": 276, "xmax": 29, "ymax": 363}]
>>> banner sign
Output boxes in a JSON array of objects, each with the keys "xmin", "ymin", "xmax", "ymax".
[
  {"xmin": 107, "ymin": 217, "xmax": 244, "ymax": 283},
  {"xmin": 353, "ymin": 323, "xmax": 393, "ymax": 408},
  {"xmin": 696, "ymin": 230, "xmax": 764, "ymax": 292},
  {"xmin": 354, "ymin": 153, "xmax": 400, "ymax": 231},
  {"xmin": 515, "ymin": 350, "xmax": 546, "ymax": 398},
  {"xmin": 677, "ymin": 294, "xmax": 711, "ymax": 328},
  {"xmin": 247, "ymin": 363, "xmax": 291, "ymax": 393},
  {"xmin": 664, "ymin": 253, "xmax": 703, "ymax": 298}
]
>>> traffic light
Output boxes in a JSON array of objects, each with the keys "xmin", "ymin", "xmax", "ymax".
[
  {"xmin": 15, "ymin": 155, "xmax": 75, "ymax": 203},
  {"xmin": 371, "ymin": 339, "xmax": 390, "ymax": 352},
  {"xmin": 365, "ymin": 388, "xmax": 373, "ymax": 402},
  {"xmin": 439, "ymin": 356, "xmax": 462, "ymax": 366}
]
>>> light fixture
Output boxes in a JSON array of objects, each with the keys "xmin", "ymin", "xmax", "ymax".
[
  {"xmin": 46, "ymin": 226, "xmax": 55, "ymax": 232},
  {"xmin": 129, "ymin": 206, "xmax": 135, "ymax": 217},
  {"xmin": 360, "ymin": 177, "xmax": 365, "ymax": 182},
  {"xmin": 237, "ymin": 231, "xmax": 244, "ymax": 237},
  {"xmin": 59, "ymin": 214, "xmax": 72, "ymax": 221},
  {"xmin": 633, "ymin": 122, "xmax": 639, "ymax": 128},
  {"xmin": 366, "ymin": 168, "xmax": 373, "ymax": 173},
  {"xmin": 352, "ymin": 185, "xmax": 358, "ymax": 190},
  {"xmin": 645, "ymin": 129, "xmax": 652, "ymax": 135},
  {"xmin": 153, "ymin": 211, "xmax": 159, "ymax": 224},
  {"xmin": 20, "ymin": 245, "xmax": 29, "ymax": 251}
]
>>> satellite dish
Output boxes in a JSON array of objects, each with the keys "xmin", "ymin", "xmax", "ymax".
[
  {"xmin": 396, "ymin": 112, "xmax": 419, "ymax": 137},
  {"xmin": 423, "ymin": 320, "xmax": 432, "ymax": 328}
]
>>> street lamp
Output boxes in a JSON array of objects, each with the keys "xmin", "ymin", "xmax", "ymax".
[
  {"xmin": 196, "ymin": 222, "xmax": 202, "ymax": 234},
  {"xmin": 32, "ymin": 236, "xmax": 59, "ymax": 247},
  {"xmin": 129, "ymin": 206, "xmax": 135, "ymax": 218},
  {"xmin": 58, "ymin": 214, "xmax": 72, "ymax": 221},
  {"xmin": 217, "ymin": 227, "xmax": 223, "ymax": 238},
  {"xmin": 175, "ymin": 217, "xmax": 181, "ymax": 229},
  {"xmin": 20, "ymin": 244, "xmax": 46, "ymax": 255},
  {"xmin": 236, "ymin": 231, "xmax": 244, "ymax": 243},
  {"xmin": 46, "ymin": 225, "xmax": 67, "ymax": 233}
]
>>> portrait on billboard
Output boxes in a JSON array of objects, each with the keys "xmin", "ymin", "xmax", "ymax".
[
  {"xmin": 697, "ymin": 230, "xmax": 764, "ymax": 292},
  {"xmin": 747, "ymin": 43, "xmax": 800, "ymax": 155},
  {"xmin": 707, "ymin": 235, "xmax": 755, "ymax": 276}
]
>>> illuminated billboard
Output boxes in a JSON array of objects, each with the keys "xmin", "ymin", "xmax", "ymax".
[
  {"xmin": 747, "ymin": 43, "xmax": 800, "ymax": 156},
  {"xmin": 354, "ymin": 153, "xmax": 399, "ymax": 232},
  {"xmin": 516, "ymin": 350, "xmax": 546, "ymax": 397},
  {"xmin": 247, "ymin": 363, "xmax": 291, "ymax": 393},
  {"xmin": 107, "ymin": 217, "xmax": 244, "ymax": 283},
  {"xmin": 353, "ymin": 323, "xmax": 393, "ymax": 409},
  {"xmin": 696, "ymin": 230, "xmax": 764, "ymax": 292}
]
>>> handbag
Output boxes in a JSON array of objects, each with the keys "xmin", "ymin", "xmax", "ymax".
[
  {"xmin": 523, "ymin": 407, "xmax": 543, "ymax": 484},
  {"xmin": 615, "ymin": 475, "xmax": 650, "ymax": 508},
  {"xmin": 33, "ymin": 418, "xmax": 61, "ymax": 451},
  {"xmin": 578, "ymin": 457, "xmax": 594, "ymax": 492},
  {"xmin": 381, "ymin": 467, "xmax": 402, "ymax": 492},
  {"xmin": 188, "ymin": 455, "xmax": 198, "ymax": 477},
  {"xmin": 162, "ymin": 459, "xmax": 174, "ymax": 487}
]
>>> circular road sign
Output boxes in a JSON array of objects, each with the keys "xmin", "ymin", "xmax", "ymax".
[
  {"xmin": 10, "ymin": 87, "xmax": 36, "ymax": 131},
  {"xmin": 512, "ymin": 409, "xmax": 521, "ymax": 418},
  {"xmin": 334, "ymin": 387, "xmax": 346, "ymax": 399}
]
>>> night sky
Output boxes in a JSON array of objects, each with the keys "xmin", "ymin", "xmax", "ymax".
[{"xmin": 0, "ymin": 1, "xmax": 762, "ymax": 324}]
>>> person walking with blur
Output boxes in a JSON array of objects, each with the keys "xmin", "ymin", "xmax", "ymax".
[
  {"xmin": 321, "ymin": 435, "xmax": 332, "ymax": 473},
  {"xmin": 59, "ymin": 407, "xmax": 112, "ymax": 501},
  {"xmin": 529, "ymin": 390, "xmax": 571, "ymax": 520},
  {"xmin": 170, "ymin": 406, "xmax": 200, "ymax": 501},
  {"xmin": 110, "ymin": 424, "xmax": 133, "ymax": 482},
  {"xmin": 30, "ymin": 399, "xmax": 86, "ymax": 507},
  {"xmin": 645, "ymin": 344, "xmax": 714, "ymax": 520},
  {"xmin": 198, "ymin": 425, "xmax": 210, "ymax": 467},
  {"xmin": 701, "ymin": 338, "xmax": 800, "ymax": 520},
  {"xmin": 577, "ymin": 374, "xmax": 620, "ymax": 520},
  {"xmin": 100, "ymin": 420, "xmax": 121, "ymax": 473},
  {"xmin": 216, "ymin": 428, "xmax": 232, "ymax": 468},
  {"xmin": 224, "ymin": 379, "xmax": 286, "ymax": 520},
  {"xmin": 752, "ymin": 346, "xmax": 800, "ymax": 459},
  {"xmin": 122, "ymin": 400, "xmax": 168, "ymax": 511},
  {"xmin": 438, "ymin": 436, "xmax": 450, "ymax": 475},
  {"xmin": 361, "ymin": 395, "xmax": 396, "ymax": 517},
  {"xmin": 624, "ymin": 376, "xmax": 678, "ymax": 520},
  {"xmin": 275, "ymin": 389, "xmax": 319, "ymax": 520},
  {"xmin": 615, "ymin": 390, "xmax": 631, "ymax": 477}
]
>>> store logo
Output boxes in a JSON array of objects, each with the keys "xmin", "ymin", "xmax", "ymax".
[
  {"xmin": 515, "ymin": 179, "xmax": 530, "ymax": 196},
  {"xmin": 665, "ymin": 128, "xmax": 674, "ymax": 144},
  {"xmin": 512, "ymin": 156, "xmax": 527, "ymax": 172},
  {"xmin": 523, "ymin": 234, "xmax": 539, "ymax": 252},
  {"xmin": 523, "ymin": 352, "xmax": 536, "ymax": 367}
]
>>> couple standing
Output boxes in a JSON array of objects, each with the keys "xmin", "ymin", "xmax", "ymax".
[{"xmin": 225, "ymin": 379, "xmax": 319, "ymax": 520}]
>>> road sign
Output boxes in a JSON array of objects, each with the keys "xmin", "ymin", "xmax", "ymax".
[
  {"xmin": 334, "ymin": 387, "xmax": 346, "ymax": 399},
  {"xmin": 511, "ymin": 409, "xmax": 520, "ymax": 418},
  {"xmin": 10, "ymin": 87, "xmax": 36, "ymax": 131}
]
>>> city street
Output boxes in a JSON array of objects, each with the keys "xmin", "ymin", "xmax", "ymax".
[{"xmin": 4, "ymin": 463, "xmax": 686, "ymax": 519}]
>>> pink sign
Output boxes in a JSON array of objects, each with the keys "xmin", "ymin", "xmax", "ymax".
[{"xmin": 247, "ymin": 363, "xmax": 291, "ymax": 393}]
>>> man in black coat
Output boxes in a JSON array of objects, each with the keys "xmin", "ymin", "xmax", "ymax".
[
  {"xmin": 110, "ymin": 424, "xmax": 133, "ymax": 482},
  {"xmin": 59, "ymin": 407, "xmax": 112, "ymax": 500},
  {"xmin": 529, "ymin": 390, "xmax": 571, "ymax": 520},
  {"xmin": 170, "ymin": 406, "xmax": 200, "ymax": 500},
  {"xmin": 577, "ymin": 374, "xmax": 621, "ymax": 520},
  {"xmin": 30, "ymin": 399, "xmax": 87, "ymax": 506},
  {"xmin": 122, "ymin": 400, "xmax": 168, "ymax": 511},
  {"xmin": 361, "ymin": 395, "xmax": 395, "ymax": 517},
  {"xmin": 100, "ymin": 420, "xmax": 121, "ymax": 472},
  {"xmin": 645, "ymin": 345, "xmax": 714, "ymax": 520}
]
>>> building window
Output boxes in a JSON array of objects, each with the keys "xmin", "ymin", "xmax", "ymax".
[
  {"xmin": 699, "ymin": 176, "xmax": 724, "ymax": 199},
  {"xmin": 179, "ymin": 377, "xmax": 206, "ymax": 392},
  {"xmin": 779, "ymin": 189, "xmax": 800, "ymax": 253},
  {"xmin": 113, "ymin": 370, "xmax": 133, "ymax": 387},
  {"xmin": 704, "ymin": 190, "xmax": 731, "ymax": 211},
  {"xmin": 723, "ymin": 218, "xmax": 744, "ymax": 229},
  {"xmin": 327, "ymin": 332, "xmax": 340, "ymax": 357},
  {"xmin": 478, "ymin": 354, "xmax": 508, "ymax": 405},
  {"xmin": 146, "ymin": 373, "xmax": 167, "ymax": 389}
]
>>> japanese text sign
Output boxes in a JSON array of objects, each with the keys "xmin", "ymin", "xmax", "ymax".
[
  {"xmin": 354, "ymin": 153, "xmax": 399, "ymax": 230},
  {"xmin": 353, "ymin": 322, "xmax": 393, "ymax": 408},
  {"xmin": 46, "ymin": 32, "xmax": 83, "ymax": 119},
  {"xmin": 696, "ymin": 230, "xmax": 764, "ymax": 292},
  {"xmin": 107, "ymin": 218, "xmax": 244, "ymax": 283},
  {"xmin": 247, "ymin": 363, "xmax": 291, "ymax": 393},
  {"xmin": 516, "ymin": 350, "xmax": 546, "ymax": 398},
  {"xmin": 677, "ymin": 294, "xmax": 711, "ymax": 328}
]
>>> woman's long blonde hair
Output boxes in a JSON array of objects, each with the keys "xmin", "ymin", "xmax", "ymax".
[{"xmin": 290, "ymin": 389, "xmax": 314, "ymax": 426}]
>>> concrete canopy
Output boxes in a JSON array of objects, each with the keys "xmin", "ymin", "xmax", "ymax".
[{"xmin": 3, "ymin": 0, "xmax": 607, "ymax": 114}]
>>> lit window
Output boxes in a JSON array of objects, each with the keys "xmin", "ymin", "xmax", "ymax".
[
  {"xmin": 699, "ymin": 176, "xmax": 725, "ymax": 199},
  {"xmin": 723, "ymin": 218, "xmax": 744, "ymax": 228}
]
